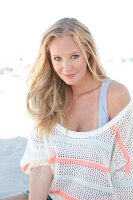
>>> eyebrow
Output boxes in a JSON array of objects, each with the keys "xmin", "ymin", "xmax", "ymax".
[{"xmin": 51, "ymin": 52, "xmax": 81, "ymax": 56}]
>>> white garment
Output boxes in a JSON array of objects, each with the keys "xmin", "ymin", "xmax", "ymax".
[{"xmin": 20, "ymin": 100, "xmax": 133, "ymax": 200}]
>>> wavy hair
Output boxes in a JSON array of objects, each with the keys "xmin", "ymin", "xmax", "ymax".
[{"xmin": 26, "ymin": 18, "xmax": 107, "ymax": 135}]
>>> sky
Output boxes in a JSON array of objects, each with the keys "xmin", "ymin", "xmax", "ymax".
[{"xmin": 0, "ymin": 0, "xmax": 133, "ymax": 68}]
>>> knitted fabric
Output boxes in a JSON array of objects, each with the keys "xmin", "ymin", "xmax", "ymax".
[{"xmin": 20, "ymin": 100, "xmax": 133, "ymax": 200}]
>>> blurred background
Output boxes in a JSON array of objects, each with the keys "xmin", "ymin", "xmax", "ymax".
[{"xmin": 0, "ymin": 0, "xmax": 133, "ymax": 138}]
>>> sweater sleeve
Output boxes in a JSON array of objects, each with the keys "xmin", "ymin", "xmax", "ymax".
[
  {"xmin": 20, "ymin": 126, "xmax": 52, "ymax": 174},
  {"xmin": 110, "ymin": 104, "xmax": 133, "ymax": 199}
]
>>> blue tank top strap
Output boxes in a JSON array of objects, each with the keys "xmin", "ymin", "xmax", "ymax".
[{"xmin": 98, "ymin": 78, "xmax": 112, "ymax": 128}]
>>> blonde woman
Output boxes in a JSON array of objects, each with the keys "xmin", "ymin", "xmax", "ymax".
[{"xmin": 3, "ymin": 18, "xmax": 133, "ymax": 200}]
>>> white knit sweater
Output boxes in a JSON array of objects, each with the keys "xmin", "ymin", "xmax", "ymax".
[{"xmin": 21, "ymin": 100, "xmax": 133, "ymax": 200}]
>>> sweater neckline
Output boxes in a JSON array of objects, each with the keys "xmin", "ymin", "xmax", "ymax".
[{"xmin": 56, "ymin": 100, "xmax": 132, "ymax": 138}]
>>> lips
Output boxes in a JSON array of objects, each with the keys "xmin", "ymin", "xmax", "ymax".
[{"xmin": 64, "ymin": 73, "xmax": 76, "ymax": 77}]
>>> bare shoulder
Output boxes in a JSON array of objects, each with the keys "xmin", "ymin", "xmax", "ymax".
[{"xmin": 108, "ymin": 80, "xmax": 131, "ymax": 119}]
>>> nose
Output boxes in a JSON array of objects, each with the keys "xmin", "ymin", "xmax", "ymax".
[{"xmin": 62, "ymin": 59, "xmax": 72, "ymax": 69}]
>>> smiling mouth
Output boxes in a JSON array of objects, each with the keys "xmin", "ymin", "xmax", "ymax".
[{"xmin": 64, "ymin": 73, "xmax": 76, "ymax": 77}]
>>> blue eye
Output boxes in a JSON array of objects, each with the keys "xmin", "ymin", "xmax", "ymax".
[{"xmin": 71, "ymin": 55, "xmax": 79, "ymax": 59}]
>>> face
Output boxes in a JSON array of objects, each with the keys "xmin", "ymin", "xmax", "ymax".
[{"xmin": 49, "ymin": 35, "xmax": 90, "ymax": 86}]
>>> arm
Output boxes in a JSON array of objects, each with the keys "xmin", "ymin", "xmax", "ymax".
[
  {"xmin": 29, "ymin": 165, "xmax": 53, "ymax": 200},
  {"xmin": 108, "ymin": 81, "xmax": 133, "ymax": 199},
  {"xmin": 20, "ymin": 126, "xmax": 53, "ymax": 200},
  {"xmin": 109, "ymin": 103, "xmax": 133, "ymax": 199}
]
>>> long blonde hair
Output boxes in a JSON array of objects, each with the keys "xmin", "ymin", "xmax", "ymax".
[{"xmin": 27, "ymin": 18, "xmax": 107, "ymax": 135}]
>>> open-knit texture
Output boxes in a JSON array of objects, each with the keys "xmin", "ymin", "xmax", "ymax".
[{"xmin": 20, "ymin": 100, "xmax": 133, "ymax": 200}]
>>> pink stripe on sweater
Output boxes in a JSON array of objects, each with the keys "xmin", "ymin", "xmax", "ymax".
[
  {"xmin": 22, "ymin": 163, "xmax": 30, "ymax": 172},
  {"xmin": 112, "ymin": 125, "xmax": 131, "ymax": 173},
  {"xmin": 48, "ymin": 157, "xmax": 109, "ymax": 173},
  {"xmin": 49, "ymin": 190, "xmax": 78, "ymax": 200}
]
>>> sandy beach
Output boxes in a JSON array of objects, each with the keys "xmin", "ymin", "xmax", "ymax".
[
  {"xmin": 0, "ymin": 74, "xmax": 31, "ymax": 198},
  {"xmin": 0, "ymin": 62, "xmax": 133, "ymax": 198},
  {"xmin": 0, "ymin": 137, "xmax": 29, "ymax": 198}
]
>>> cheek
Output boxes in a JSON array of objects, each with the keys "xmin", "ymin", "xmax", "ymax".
[
  {"xmin": 82, "ymin": 59, "xmax": 88, "ymax": 68},
  {"xmin": 52, "ymin": 63, "xmax": 61, "ymax": 74},
  {"xmin": 77, "ymin": 59, "xmax": 87, "ymax": 70}
]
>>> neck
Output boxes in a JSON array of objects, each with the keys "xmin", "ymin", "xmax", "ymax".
[{"xmin": 71, "ymin": 73, "xmax": 101, "ymax": 97}]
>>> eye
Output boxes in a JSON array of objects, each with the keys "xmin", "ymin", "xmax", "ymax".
[
  {"xmin": 53, "ymin": 57, "xmax": 62, "ymax": 61},
  {"xmin": 71, "ymin": 54, "xmax": 80, "ymax": 59}
]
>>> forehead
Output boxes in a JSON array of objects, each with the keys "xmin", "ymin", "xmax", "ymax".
[{"xmin": 49, "ymin": 35, "xmax": 82, "ymax": 55}]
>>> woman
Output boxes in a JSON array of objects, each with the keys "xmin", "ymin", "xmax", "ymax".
[{"xmin": 4, "ymin": 18, "xmax": 133, "ymax": 200}]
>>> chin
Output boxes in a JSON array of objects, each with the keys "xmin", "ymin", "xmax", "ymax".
[
  {"xmin": 62, "ymin": 77, "xmax": 79, "ymax": 85},
  {"xmin": 64, "ymin": 81, "xmax": 77, "ymax": 86},
  {"xmin": 64, "ymin": 82, "xmax": 73, "ymax": 85}
]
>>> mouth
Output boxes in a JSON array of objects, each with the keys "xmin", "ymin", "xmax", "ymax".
[{"xmin": 64, "ymin": 73, "xmax": 76, "ymax": 78}]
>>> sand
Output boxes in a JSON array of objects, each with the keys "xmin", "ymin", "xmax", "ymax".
[{"xmin": 0, "ymin": 137, "xmax": 29, "ymax": 198}]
